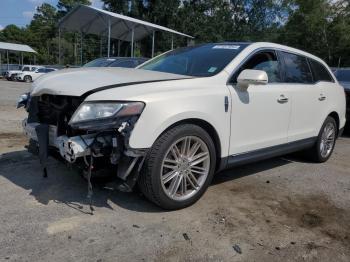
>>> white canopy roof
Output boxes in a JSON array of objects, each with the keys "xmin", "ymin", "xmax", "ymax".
[
  {"xmin": 0, "ymin": 42, "xmax": 37, "ymax": 53},
  {"xmin": 58, "ymin": 5, "xmax": 194, "ymax": 42}
]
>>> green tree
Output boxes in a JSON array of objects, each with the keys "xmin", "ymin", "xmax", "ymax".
[
  {"xmin": 27, "ymin": 3, "xmax": 58, "ymax": 64},
  {"xmin": 0, "ymin": 25, "xmax": 28, "ymax": 43},
  {"xmin": 57, "ymin": 0, "xmax": 92, "ymax": 17},
  {"xmin": 277, "ymin": 0, "xmax": 350, "ymax": 66}
]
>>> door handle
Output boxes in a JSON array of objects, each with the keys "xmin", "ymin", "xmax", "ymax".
[
  {"xmin": 319, "ymin": 94, "xmax": 326, "ymax": 101},
  {"xmin": 277, "ymin": 95, "xmax": 289, "ymax": 103}
]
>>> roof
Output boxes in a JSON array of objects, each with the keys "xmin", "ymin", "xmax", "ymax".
[
  {"xmin": 58, "ymin": 5, "xmax": 194, "ymax": 42},
  {"xmin": 0, "ymin": 42, "xmax": 37, "ymax": 53}
]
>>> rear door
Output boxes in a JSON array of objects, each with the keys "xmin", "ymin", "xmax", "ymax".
[
  {"xmin": 228, "ymin": 49, "xmax": 292, "ymax": 155},
  {"xmin": 279, "ymin": 51, "xmax": 324, "ymax": 142}
]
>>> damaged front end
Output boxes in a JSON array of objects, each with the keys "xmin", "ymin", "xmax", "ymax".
[{"xmin": 21, "ymin": 93, "xmax": 147, "ymax": 192}]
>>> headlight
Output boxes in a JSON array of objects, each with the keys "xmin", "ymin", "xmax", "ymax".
[
  {"xmin": 17, "ymin": 93, "xmax": 30, "ymax": 109},
  {"xmin": 69, "ymin": 101, "xmax": 145, "ymax": 129}
]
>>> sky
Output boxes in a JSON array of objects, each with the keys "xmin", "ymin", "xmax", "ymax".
[{"xmin": 0, "ymin": 0, "xmax": 104, "ymax": 30}]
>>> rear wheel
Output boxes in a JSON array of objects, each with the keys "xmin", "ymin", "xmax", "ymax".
[
  {"xmin": 138, "ymin": 124, "xmax": 216, "ymax": 210},
  {"xmin": 306, "ymin": 116, "xmax": 337, "ymax": 162},
  {"xmin": 24, "ymin": 75, "xmax": 32, "ymax": 83}
]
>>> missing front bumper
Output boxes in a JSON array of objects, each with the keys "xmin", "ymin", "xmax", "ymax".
[
  {"xmin": 22, "ymin": 119, "xmax": 146, "ymax": 189},
  {"xmin": 23, "ymin": 119, "xmax": 115, "ymax": 163}
]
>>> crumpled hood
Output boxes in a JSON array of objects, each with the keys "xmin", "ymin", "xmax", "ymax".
[{"xmin": 30, "ymin": 67, "xmax": 190, "ymax": 97}]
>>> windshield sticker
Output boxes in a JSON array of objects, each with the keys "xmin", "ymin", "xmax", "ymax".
[
  {"xmin": 208, "ymin": 67, "xmax": 217, "ymax": 73},
  {"xmin": 213, "ymin": 45, "xmax": 240, "ymax": 50}
]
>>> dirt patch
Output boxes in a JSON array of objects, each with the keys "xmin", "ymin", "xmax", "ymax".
[
  {"xmin": 0, "ymin": 132, "xmax": 26, "ymax": 140},
  {"xmin": 207, "ymin": 181, "xmax": 350, "ymax": 255},
  {"xmin": 274, "ymin": 195, "xmax": 350, "ymax": 248},
  {"xmin": 301, "ymin": 212, "xmax": 323, "ymax": 228},
  {"xmin": 0, "ymin": 132, "xmax": 27, "ymax": 153}
]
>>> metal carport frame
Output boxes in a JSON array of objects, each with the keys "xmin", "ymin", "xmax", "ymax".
[
  {"xmin": 58, "ymin": 5, "xmax": 194, "ymax": 64},
  {"xmin": 0, "ymin": 42, "xmax": 37, "ymax": 74}
]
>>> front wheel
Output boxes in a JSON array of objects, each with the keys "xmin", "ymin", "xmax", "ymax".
[
  {"xmin": 24, "ymin": 75, "xmax": 32, "ymax": 83},
  {"xmin": 306, "ymin": 116, "xmax": 337, "ymax": 163},
  {"xmin": 138, "ymin": 124, "xmax": 217, "ymax": 210}
]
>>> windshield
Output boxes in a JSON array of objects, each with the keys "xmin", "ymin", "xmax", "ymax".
[
  {"xmin": 139, "ymin": 43, "xmax": 249, "ymax": 77},
  {"xmin": 335, "ymin": 69, "xmax": 350, "ymax": 82},
  {"xmin": 83, "ymin": 58, "xmax": 116, "ymax": 67}
]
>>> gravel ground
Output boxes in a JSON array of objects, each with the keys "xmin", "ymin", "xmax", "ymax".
[{"xmin": 0, "ymin": 79, "xmax": 349, "ymax": 262}]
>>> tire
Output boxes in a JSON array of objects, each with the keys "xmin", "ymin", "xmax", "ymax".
[
  {"xmin": 306, "ymin": 116, "xmax": 337, "ymax": 163},
  {"xmin": 24, "ymin": 75, "xmax": 32, "ymax": 83},
  {"xmin": 138, "ymin": 124, "xmax": 217, "ymax": 210}
]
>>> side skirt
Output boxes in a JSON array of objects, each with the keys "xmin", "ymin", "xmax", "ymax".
[{"xmin": 219, "ymin": 137, "xmax": 317, "ymax": 171}]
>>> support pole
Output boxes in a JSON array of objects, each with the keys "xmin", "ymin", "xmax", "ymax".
[
  {"xmin": 100, "ymin": 35, "xmax": 103, "ymax": 57},
  {"xmin": 0, "ymin": 52, "xmax": 2, "ymax": 76},
  {"xmin": 21, "ymin": 52, "xmax": 23, "ymax": 66},
  {"xmin": 58, "ymin": 27, "xmax": 61, "ymax": 65},
  {"xmin": 171, "ymin": 35, "xmax": 174, "ymax": 50},
  {"xmin": 151, "ymin": 31, "xmax": 155, "ymax": 58},
  {"xmin": 131, "ymin": 28, "xmax": 134, "ymax": 57},
  {"xmin": 7, "ymin": 50, "xmax": 9, "ymax": 70},
  {"xmin": 118, "ymin": 40, "xmax": 120, "ymax": 57},
  {"xmin": 107, "ymin": 18, "xmax": 111, "ymax": 58},
  {"xmin": 80, "ymin": 32, "xmax": 83, "ymax": 65}
]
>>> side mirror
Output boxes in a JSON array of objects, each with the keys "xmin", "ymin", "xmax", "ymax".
[{"xmin": 237, "ymin": 69, "xmax": 268, "ymax": 89}]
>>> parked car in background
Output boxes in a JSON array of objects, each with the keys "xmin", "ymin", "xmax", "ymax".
[
  {"xmin": 16, "ymin": 67, "xmax": 57, "ymax": 82},
  {"xmin": 333, "ymin": 68, "xmax": 350, "ymax": 129},
  {"xmin": 5, "ymin": 65, "xmax": 44, "ymax": 81},
  {"xmin": 83, "ymin": 57, "xmax": 148, "ymax": 68},
  {"xmin": 20, "ymin": 42, "xmax": 346, "ymax": 209}
]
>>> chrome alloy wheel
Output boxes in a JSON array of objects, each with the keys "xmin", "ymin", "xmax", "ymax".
[
  {"xmin": 160, "ymin": 136, "xmax": 210, "ymax": 201},
  {"xmin": 320, "ymin": 122, "xmax": 336, "ymax": 158}
]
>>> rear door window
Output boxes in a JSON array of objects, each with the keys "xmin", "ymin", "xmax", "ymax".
[
  {"xmin": 308, "ymin": 59, "xmax": 334, "ymax": 82},
  {"xmin": 281, "ymin": 52, "xmax": 313, "ymax": 83}
]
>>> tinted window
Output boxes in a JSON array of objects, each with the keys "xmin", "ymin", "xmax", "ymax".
[
  {"xmin": 110, "ymin": 60, "xmax": 136, "ymax": 68},
  {"xmin": 22, "ymin": 67, "xmax": 30, "ymax": 71},
  {"xmin": 83, "ymin": 58, "xmax": 116, "ymax": 67},
  {"xmin": 46, "ymin": 68, "xmax": 55, "ymax": 72},
  {"xmin": 232, "ymin": 50, "xmax": 281, "ymax": 83},
  {"xmin": 140, "ymin": 43, "xmax": 249, "ymax": 77},
  {"xmin": 37, "ymin": 68, "xmax": 46, "ymax": 73},
  {"xmin": 309, "ymin": 59, "xmax": 333, "ymax": 82},
  {"xmin": 335, "ymin": 69, "xmax": 350, "ymax": 82},
  {"xmin": 138, "ymin": 59, "xmax": 147, "ymax": 65},
  {"xmin": 282, "ymin": 52, "xmax": 313, "ymax": 83}
]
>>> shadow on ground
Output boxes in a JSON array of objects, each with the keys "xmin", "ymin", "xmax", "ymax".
[{"xmin": 0, "ymin": 135, "xmax": 348, "ymax": 215}]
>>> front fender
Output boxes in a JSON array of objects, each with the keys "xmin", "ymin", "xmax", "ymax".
[{"xmin": 129, "ymin": 99, "xmax": 230, "ymax": 158}]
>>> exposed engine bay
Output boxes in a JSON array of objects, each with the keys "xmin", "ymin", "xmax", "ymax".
[{"xmin": 21, "ymin": 94, "xmax": 147, "ymax": 195}]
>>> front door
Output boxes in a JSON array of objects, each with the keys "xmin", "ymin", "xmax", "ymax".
[{"xmin": 227, "ymin": 50, "xmax": 291, "ymax": 155}]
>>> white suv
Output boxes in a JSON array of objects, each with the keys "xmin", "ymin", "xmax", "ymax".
[
  {"xmin": 6, "ymin": 65, "xmax": 43, "ymax": 81},
  {"xmin": 20, "ymin": 42, "xmax": 346, "ymax": 209},
  {"xmin": 17, "ymin": 67, "xmax": 57, "ymax": 82}
]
